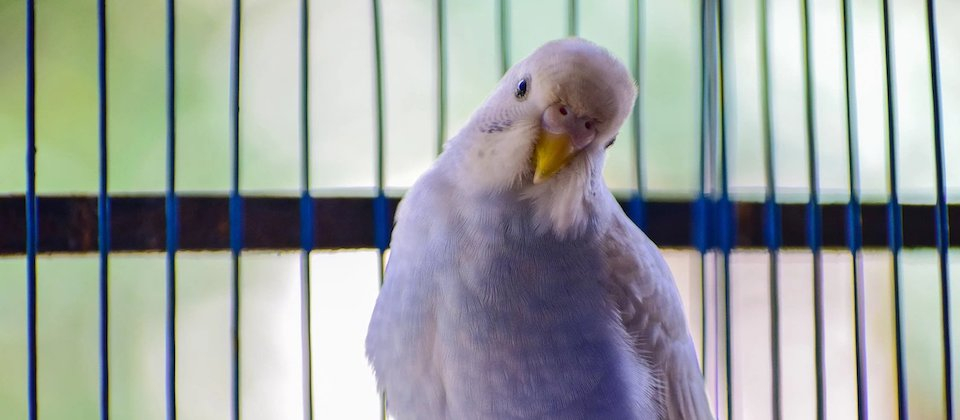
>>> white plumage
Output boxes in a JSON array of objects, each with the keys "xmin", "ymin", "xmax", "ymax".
[{"xmin": 366, "ymin": 38, "xmax": 713, "ymax": 420}]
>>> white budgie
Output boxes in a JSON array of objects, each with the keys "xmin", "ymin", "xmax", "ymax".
[{"xmin": 366, "ymin": 38, "xmax": 713, "ymax": 420}]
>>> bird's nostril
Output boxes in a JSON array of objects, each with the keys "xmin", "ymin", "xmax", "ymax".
[
  {"xmin": 558, "ymin": 106, "xmax": 568, "ymax": 116},
  {"xmin": 584, "ymin": 121, "xmax": 593, "ymax": 130}
]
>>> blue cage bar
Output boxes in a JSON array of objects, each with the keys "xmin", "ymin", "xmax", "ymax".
[
  {"xmin": 840, "ymin": 0, "xmax": 869, "ymax": 417},
  {"xmin": 757, "ymin": 0, "xmax": 782, "ymax": 418},
  {"xmin": 96, "ymin": 0, "xmax": 110, "ymax": 417},
  {"xmin": 164, "ymin": 0, "xmax": 178, "ymax": 417},
  {"xmin": 24, "ymin": 0, "xmax": 38, "ymax": 418},
  {"xmin": 880, "ymin": 0, "xmax": 908, "ymax": 416}
]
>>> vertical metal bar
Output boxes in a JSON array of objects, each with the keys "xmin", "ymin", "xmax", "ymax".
[
  {"xmin": 436, "ymin": 0, "xmax": 447, "ymax": 155},
  {"xmin": 697, "ymin": 0, "xmax": 710, "ymax": 406},
  {"xmin": 298, "ymin": 0, "xmax": 313, "ymax": 419},
  {"xmin": 567, "ymin": 0, "xmax": 578, "ymax": 37},
  {"xmin": 628, "ymin": 0, "xmax": 646, "ymax": 230},
  {"xmin": 228, "ymin": 0, "xmax": 242, "ymax": 418},
  {"xmin": 97, "ymin": 0, "xmax": 111, "ymax": 418},
  {"xmin": 757, "ymin": 0, "xmax": 782, "ymax": 417},
  {"xmin": 839, "ymin": 0, "xmax": 868, "ymax": 418},
  {"xmin": 879, "ymin": 0, "xmax": 907, "ymax": 417},
  {"xmin": 698, "ymin": 0, "xmax": 720, "ymax": 413},
  {"xmin": 925, "ymin": 1, "xmax": 953, "ymax": 418},
  {"xmin": 716, "ymin": 0, "xmax": 734, "ymax": 417},
  {"xmin": 371, "ymin": 1, "xmax": 388, "ymax": 418},
  {"xmin": 165, "ymin": 0, "xmax": 178, "ymax": 418},
  {"xmin": 24, "ymin": 0, "xmax": 38, "ymax": 418},
  {"xmin": 498, "ymin": 0, "xmax": 510, "ymax": 74},
  {"xmin": 799, "ymin": 0, "xmax": 826, "ymax": 418},
  {"xmin": 371, "ymin": 0, "xmax": 387, "ymax": 254}
]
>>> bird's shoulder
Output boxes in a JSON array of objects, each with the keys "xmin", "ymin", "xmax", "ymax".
[
  {"xmin": 599, "ymin": 211, "xmax": 688, "ymax": 343},
  {"xmin": 599, "ymin": 210, "xmax": 714, "ymax": 420}
]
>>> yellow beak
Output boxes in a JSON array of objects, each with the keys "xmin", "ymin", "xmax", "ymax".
[{"xmin": 532, "ymin": 130, "xmax": 577, "ymax": 184}]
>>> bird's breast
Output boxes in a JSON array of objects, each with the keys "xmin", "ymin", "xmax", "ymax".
[
  {"xmin": 379, "ymin": 199, "xmax": 655, "ymax": 418},
  {"xmin": 368, "ymin": 183, "xmax": 658, "ymax": 419}
]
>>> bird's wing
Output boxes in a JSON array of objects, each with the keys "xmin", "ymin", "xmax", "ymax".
[{"xmin": 601, "ymin": 210, "xmax": 714, "ymax": 420}]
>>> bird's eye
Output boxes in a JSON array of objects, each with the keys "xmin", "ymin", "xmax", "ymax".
[{"xmin": 515, "ymin": 78, "xmax": 528, "ymax": 100}]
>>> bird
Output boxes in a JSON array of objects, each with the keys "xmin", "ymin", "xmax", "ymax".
[{"xmin": 366, "ymin": 37, "xmax": 713, "ymax": 420}]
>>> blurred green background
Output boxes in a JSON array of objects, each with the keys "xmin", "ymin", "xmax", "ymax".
[{"xmin": 0, "ymin": 0, "xmax": 958, "ymax": 418}]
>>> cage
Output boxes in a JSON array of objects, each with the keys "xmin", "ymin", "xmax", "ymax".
[{"xmin": 0, "ymin": 0, "xmax": 958, "ymax": 419}]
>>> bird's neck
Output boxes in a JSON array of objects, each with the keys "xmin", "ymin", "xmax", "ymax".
[
  {"xmin": 519, "ymin": 156, "xmax": 613, "ymax": 239},
  {"xmin": 435, "ymin": 141, "xmax": 612, "ymax": 240}
]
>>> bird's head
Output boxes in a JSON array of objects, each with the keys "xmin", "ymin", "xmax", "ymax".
[
  {"xmin": 442, "ymin": 38, "xmax": 636, "ymax": 236},
  {"xmin": 448, "ymin": 37, "xmax": 636, "ymax": 190}
]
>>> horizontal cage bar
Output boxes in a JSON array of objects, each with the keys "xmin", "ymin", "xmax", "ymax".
[{"xmin": 0, "ymin": 195, "xmax": 957, "ymax": 254}]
